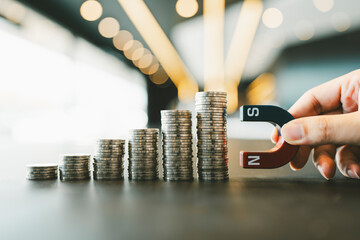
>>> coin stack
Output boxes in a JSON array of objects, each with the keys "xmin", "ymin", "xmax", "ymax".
[
  {"xmin": 93, "ymin": 139, "xmax": 125, "ymax": 180},
  {"xmin": 128, "ymin": 129, "xmax": 159, "ymax": 180},
  {"xmin": 195, "ymin": 91, "xmax": 229, "ymax": 181},
  {"xmin": 26, "ymin": 164, "xmax": 58, "ymax": 180},
  {"xmin": 161, "ymin": 110, "xmax": 193, "ymax": 181},
  {"xmin": 59, "ymin": 154, "xmax": 91, "ymax": 181}
]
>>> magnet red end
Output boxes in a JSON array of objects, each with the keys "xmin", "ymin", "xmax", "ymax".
[{"xmin": 240, "ymin": 136, "xmax": 298, "ymax": 169}]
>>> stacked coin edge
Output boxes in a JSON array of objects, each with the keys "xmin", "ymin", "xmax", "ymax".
[
  {"xmin": 195, "ymin": 91, "xmax": 229, "ymax": 181},
  {"xmin": 128, "ymin": 129, "xmax": 159, "ymax": 181},
  {"xmin": 59, "ymin": 154, "xmax": 91, "ymax": 181},
  {"xmin": 26, "ymin": 164, "xmax": 58, "ymax": 180},
  {"xmin": 93, "ymin": 139, "xmax": 125, "ymax": 180},
  {"xmin": 161, "ymin": 110, "xmax": 194, "ymax": 181}
]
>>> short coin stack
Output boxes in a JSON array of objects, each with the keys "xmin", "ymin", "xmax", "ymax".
[
  {"xmin": 93, "ymin": 139, "xmax": 125, "ymax": 180},
  {"xmin": 26, "ymin": 164, "xmax": 58, "ymax": 180},
  {"xmin": 161, "ymin": 110, "xmax": 193, "ymax": 181},
  {"xmin": 195, "ymin": 91, "xmax": 229, "ymax": 181},
  {"xmin": 128, "ymin": 129, "xmax": 159, "ymax": 181},
  {"xmin": 59, "ymin": 154, "xmax": 91, "ymax": 181}
]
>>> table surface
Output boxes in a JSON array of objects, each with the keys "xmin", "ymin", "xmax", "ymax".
[{"xmin": 1, "ymin": 139, "xmax": 360, "ymax": 240}]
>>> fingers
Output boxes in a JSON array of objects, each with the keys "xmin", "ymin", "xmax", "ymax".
[
  {"xmin": 288, "ymin": 70, "xmax": 360, "ymax": 118},
  {"xmin": 313, "ymin": 145, "xmax": 337, "ymax": 180},
  {"xmin": 288, "ymin": 78, "xmax": 340, "ymax": 118},
  {"xmin": 271, "ymin": 128, "xmax": 279, "ymax": 144},
  {"xmin": 289, "ymin": 146, "xmax": 312, "ymax": 170},
  {"xmin": 336, "ymin": 145, "xmax": 360, "ymax": 179},
  {"xmin": 281, "ymin": 112, "xmax": 360, "ymax": 146}
]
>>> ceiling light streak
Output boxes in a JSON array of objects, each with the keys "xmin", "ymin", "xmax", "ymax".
[
  {"xmin": 118, "ymin": 0, "xmax": 198, "ymax": 101},
  {"xmin": 224, "ymin": 0, "xmax": 263, "ymax": 113},
  {"xmin": 203, "ymin": 0, "xmax": 225, "ymax": 91}
]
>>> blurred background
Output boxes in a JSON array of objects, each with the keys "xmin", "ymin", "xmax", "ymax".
[{"xmin": 0, "ymin": 0, "xmax": 359, "ymax": 179}]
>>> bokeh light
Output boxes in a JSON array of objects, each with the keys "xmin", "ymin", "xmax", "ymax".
[
  {"xmin": 294, "ymin": 20, "xmax": 314, "ymax": 41},
  {"xmin": 124, "ymin": 40, "xmax": 143, "ymax": 59},
  {"xmin": 262, "ymin": 8, "xmax": 283, "ymax": 29},
  {"xmin": 147, "ymin": 63, "xmax": 160, "ymax": 75},
  {"xmin": 132, "ymin": 48, "xmax": 145, "ymax": 61},
  {"xmin": 80, "ymin": 0, "xmax": 103, "ymax": 21},
  {"xmin": 5, "ymin": 2, "xmax": 26, "ymax": 24},
  {"xmin": 133, "ymin": 49, "xmax": 151, "ymax": 67},
  {"xmin": 176, "ymin": 0, "xmax": 199, "ymax": 18},
  {"xmin": 113, "ymin": 30, "xmax": 133, "ymax": 51},
  {"xmin": 331, "ymin": 12, "xmax": 351, "ymax": 32},
  {"xmin": 140, "ymin": 58, "xmax": 158, "ymax": 75},
  {"xmin": 150, "ymin": 67, "xmax": 168, "ymax": 85},
  {"xmin": 98, "ymin": 17, "xmax": 120, "ymax": 38},
  {"xmin": 138, "ymin": 54, "xmax": 153, "ymax": 69},
  {"xmin": 313, "ymin": 0, "xmax": 334, "ymax": 13}
]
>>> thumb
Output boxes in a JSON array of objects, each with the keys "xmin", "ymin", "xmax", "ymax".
[{"xmin": 281, "ymin": 112, "xmax": 360, "ymax": 146}]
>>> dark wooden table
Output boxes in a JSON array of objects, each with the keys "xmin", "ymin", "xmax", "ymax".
[{"xmin": 1, "ymin": 139, "xmax": 359, "ymax": 240}]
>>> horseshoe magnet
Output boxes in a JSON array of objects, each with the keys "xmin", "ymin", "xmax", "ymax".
[{"xmin": 239, "ymin": 105, "xmax": 299, "ymax": 169}]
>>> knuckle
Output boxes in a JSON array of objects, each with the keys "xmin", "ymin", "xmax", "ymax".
[
  {"xmin": 316, "ymin": 117, "xmax": 330, "ymax": 143},
  {"xmin": 304, "ymin": 90, "xmax": 322, "ymax": 115}
]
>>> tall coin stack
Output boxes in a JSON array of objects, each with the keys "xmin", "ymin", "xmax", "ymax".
[
  {"xmin": 59, "ymin": 154, "xmax": 91, "ymax": 181},
  {"xmin": 93, "ymin": 139, "xmax": 125, "ymax": 180},
  {"xmin": 161, "ymin": 110, "xmax": 193, "ymax": 181},
  {"xmin": 128, "ymin": 129, "xmax": 159, "ymax": 181},
  {"xmin": 26, "ymin": 164, "xmax": 58, "ymax": 180},
  {"xmin": 195, "ymin": 91, "xmax": 229, "ymax": 181}
]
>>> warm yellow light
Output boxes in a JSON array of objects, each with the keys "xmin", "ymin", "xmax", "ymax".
[
  {"xmin": 225, "ymin": 0, "xmax": 263, "ymax": 113},
  {"xmin": 332, "ymin": 12, "xmax": 351, "ymax": 32},
  {"xmin": 140, "ymin": 58, "xmax": 159, "ymax": 75},
  {"xmin": 124, "ymin": 40, "xmax": 143, "ymax": 59},
  {"xmin": 176, "ymin": 0, "xmax": 199, "ymax": 18},
  {"xmin": 133, "ymin": 49, "xmax": 151, "ymax": 67},
  {"xmin": 138, "ymin": 54, "xmax": 153, "ymax": 69},
  {"xmin": 113, "ymin": 30, "xmax": 133, "ymax": 51},
  {"xmin": 132, "ymin": 48, "xmax": 145, "ymax": 61},
  {"xmin": 80, "ymin": 0, "xmax": 103, "ymax": 21},
  {"xmin": 5, "ymin": 2, "xmax": 26, "ymax": 24},
  {"xmin": 294, "ymin": 20, "xmax": 314, "ymax": 41},
  {"xmin": 313, "ymin": 0, "xmax": 334, "ymax": 13},
  {"xmin": 150, "ymin": 67, "xmax": 168, "ymax": 85},
  {"xmin": 246, "ymin": 73, "xmax": 275, "ymax": 105},
  {"xmin": 262, "ymin": 8, "xmax": 283, "ymax": 29},
  {"xmin": 148, "ymin": 63, "xmax": 160, "ymax": 75},
  {"xmin": 203, "ymin": 0, "xmax": 225, "ymax": 92},
  {"xmin": 118, "ymin": 0, "xmax": 198, "ymax": 101},
  {"xmin": 98, "ymin": 17, "xmax": 120, "ymax": 38}
]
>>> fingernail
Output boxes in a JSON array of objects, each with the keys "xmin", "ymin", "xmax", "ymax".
[
  {"xmin": 346, "ymin": 169, "xmax": 360, "ymax": 179},
  {"xmin": 317, "ymin": 165, "xmax": 330, "ymax": 180},
  {"xmin": 281, "ymin": 123, "xmax": 305, "ymax": 143}
]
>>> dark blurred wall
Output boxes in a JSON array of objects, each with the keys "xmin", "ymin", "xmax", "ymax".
[{"xmin": 273, "ymin": 30, "xmax": 360, "ymax": 108}]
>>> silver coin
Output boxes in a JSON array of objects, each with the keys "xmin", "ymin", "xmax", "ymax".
[
  {"xmin": 162, "ymin": 133, "xmax": 192, "ymax": 137},
  {"xmin": 93, "ymin": 157, "xmax": 123, "ymax": 162},
  {"xmin": 27, "ymin": 163, "xmax": 58, "ymax": 169},
  {"xmin": 27, "ymin": 176, "xmax": 58, "ymax": 180},
  {"xmin": 129, "ymin": 129, "xmax": 159, "ymax": 135},
  {"xmin": 162, "ymin": 139, "xmax": 193, "ymax": 143},
  {"xmin": 195, "ymin": 101, "xmax": 227, "ymax": 106},
  {"xmin": 93, "ymin": 175, "xmax": 123, "ymax": 179},
  {"xmin": 129, "ymin": 158, "xmax": 158, "ymax": 162},
  {"xmin": 60, "ymin": 176, "xmax": 91, "ymax": 181},
  {"xmin": 196, "ymin": 91, "xmax": 226, "ymax": 96}
]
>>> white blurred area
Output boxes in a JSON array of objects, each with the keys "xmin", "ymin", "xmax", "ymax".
[{"xmin": 0, "ymin": 1, "xmax": 147, "ymax": 147}]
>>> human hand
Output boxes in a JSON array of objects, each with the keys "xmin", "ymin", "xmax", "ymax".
[{"xmin": 272, "ymin": 70, "xmax": 360, "ymax": 180}]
